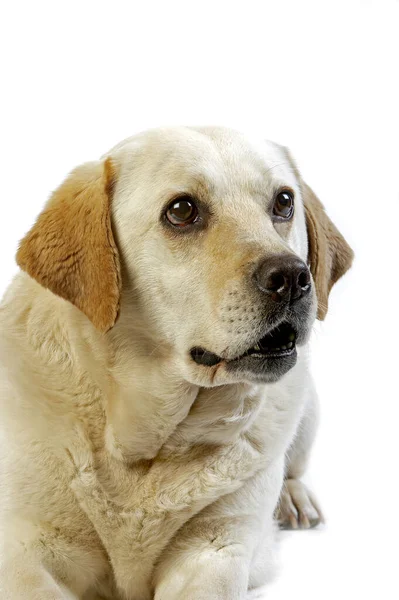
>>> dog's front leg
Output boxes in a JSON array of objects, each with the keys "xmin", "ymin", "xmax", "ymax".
[
  {"xmin": 275, "ymin": 377, "xmax": 324, "ymax": 529},
  {"xmin": 153, "ymin": 462, "xmax": 284, "ymax": 600}
]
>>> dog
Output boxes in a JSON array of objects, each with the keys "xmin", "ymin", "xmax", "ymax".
[{"xmin": 0, "ymin": 127, "xmax": 353, "ymax": 599}]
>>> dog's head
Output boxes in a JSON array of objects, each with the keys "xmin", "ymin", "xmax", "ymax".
[{"xmin": 17, "ymin": 127, "xmax": 353, "ymax": 386}]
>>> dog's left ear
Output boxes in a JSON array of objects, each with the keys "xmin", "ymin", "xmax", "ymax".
[
  {"xmin": 302, "ymin": 182, "xmax": 354, "ymax": 320},
  {"xmin": 16, "ymin": 159, "xmax": 121, "ymax": 332}
]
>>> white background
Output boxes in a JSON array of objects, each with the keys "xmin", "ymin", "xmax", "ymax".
[{"xmin": 1, "ymin": 1, "xmax": 398, "ymax": 598}]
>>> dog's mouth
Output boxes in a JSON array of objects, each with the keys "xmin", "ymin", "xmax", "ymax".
[{"xmin": 190, "ymin": 322, "xmax": 297, "ymax": 367}]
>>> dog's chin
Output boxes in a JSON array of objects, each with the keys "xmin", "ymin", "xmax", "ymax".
[
  {"xmin": 182, "ymin": 350, "xmax": 298, "ymax": 387},
  {"xmin": 224, "ymin": 348, "xmax": 298, "ymax": 383},
  {"xmin": 187, "ymin": 320, "xmax": 311, "ymax": 386}
]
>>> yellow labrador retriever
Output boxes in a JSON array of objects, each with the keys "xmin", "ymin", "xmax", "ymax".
[{"xmin": 0, "ymin": 127, "xmax": 353, "ymax": 599}]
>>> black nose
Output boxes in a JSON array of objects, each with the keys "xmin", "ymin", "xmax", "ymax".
[{"xmin": 254, "ymin": 254, "xmax": 311, "ymax": 303}]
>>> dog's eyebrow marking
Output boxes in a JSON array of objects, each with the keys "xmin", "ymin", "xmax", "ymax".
[{"xmin": 191, "ymin": 175, "xmax": 217, "ymax": 200}]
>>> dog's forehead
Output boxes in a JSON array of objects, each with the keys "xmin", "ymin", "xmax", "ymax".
[
  {"xmin": 195, "ymin": 128, "xmax": 298, "ymax": 194},
  {"xmin": 111, "ymin": 127, "xmax": 299, "ymax": 201}
]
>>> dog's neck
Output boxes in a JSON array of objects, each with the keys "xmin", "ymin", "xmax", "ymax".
[{"xmin": 105, "ymin": 305, "xmax": 263, "ymax": 463}]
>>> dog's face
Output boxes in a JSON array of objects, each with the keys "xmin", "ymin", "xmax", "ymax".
[
  {"xmin": 17, "ymin": 127, "xmax": 353, "ymax": 387},
  {"xmin": 111, "ymin": 128, "xmax": 318, "ymax": 386}
]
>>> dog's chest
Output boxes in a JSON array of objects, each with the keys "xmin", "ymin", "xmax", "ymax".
[{"xmin": 69, "ymin": 370, "xmax": 306, "ymax": 598}]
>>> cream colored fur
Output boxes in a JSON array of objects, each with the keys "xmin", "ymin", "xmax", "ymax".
[{"xmin": 0, "ymin": 127, "xmax": 351, "ymax": 599}]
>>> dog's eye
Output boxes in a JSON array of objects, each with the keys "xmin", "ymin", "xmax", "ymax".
[
  {"xmin": 273, "ymin": 190, "xmax": 294, "ymax": 219},
  {"xmin": 165, "ymin": 196, "xmax": 199, "ymax": 226}
]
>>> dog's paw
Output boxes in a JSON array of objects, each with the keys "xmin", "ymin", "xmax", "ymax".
[{"xmin": 275, "ymin": 478, "xmax": 324, "ymax": 530}]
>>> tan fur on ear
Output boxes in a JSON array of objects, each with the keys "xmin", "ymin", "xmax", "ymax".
[
  {"xmin": 16, "ymin": 159, "xmax": 121, "ymax": 332},
  {"xmin": 302, "ymin": 182, "xmax": 354, "ymax": 320}
]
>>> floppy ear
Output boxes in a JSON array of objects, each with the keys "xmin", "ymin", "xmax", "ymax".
[
  {"xmin": 302, "ymin": 182, "xmax": 354, "ymax": 320},
  {"xmin": 16, "ymin": 159, "xmax": 121, "ymax": 332}
]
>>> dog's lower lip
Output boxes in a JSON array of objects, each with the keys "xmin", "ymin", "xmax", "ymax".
[
  {"xmin": 231, "ymin": 345, "xmax": 296, "ymax": 362},
  {"xmin": 190, "ymin": 323, "xmax": 297, "ymax": 367}
]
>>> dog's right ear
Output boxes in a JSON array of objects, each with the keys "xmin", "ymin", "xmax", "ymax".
[
  {"xmin": 280, "ymin": 145, "xmax": 354, "ymax": 320},
  {"xmin": 302, "ymin": 182, "xmax": 354, "ymax": 320},
  {"xmin": 16, "ymin": 159, "xmax": 121, "ymax": 333}
]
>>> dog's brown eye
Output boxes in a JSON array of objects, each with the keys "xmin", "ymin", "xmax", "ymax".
[
  {"xmin": 273, "ymin": 190, "xmax": 294, "ymax": 219},
  {"xmin": 166, "ymin": 196, "xmax": 198, "ymax": 226}
]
